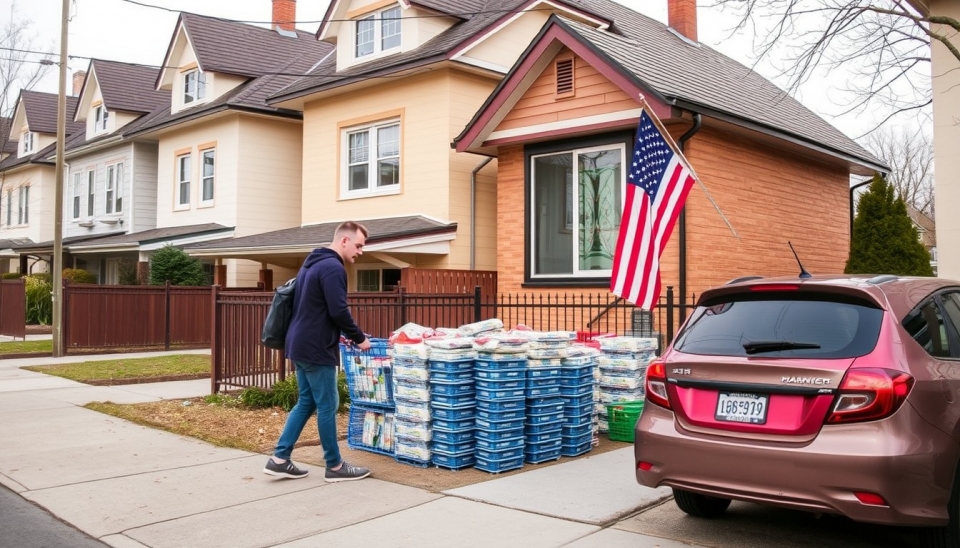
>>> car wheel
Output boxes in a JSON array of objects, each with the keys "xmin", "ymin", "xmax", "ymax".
[
  {"xmin": 672, "ymin": 488, "xmax": 732, "ymax": 519},
  {"xmin": 920, "ymin": 466, "xmax": 960, "ymax": 548}
]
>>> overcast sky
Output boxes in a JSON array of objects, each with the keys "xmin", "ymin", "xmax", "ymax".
[{"xmin": 1, "ymin": 0, "xmax": 924, "ymax": 139}]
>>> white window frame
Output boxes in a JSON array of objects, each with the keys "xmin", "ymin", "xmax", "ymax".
[
  {"xmin": 5, "ymin": 189, "xmax": 11, "ymax": 226},
  {"xmin": 341, "ymin": 119, "xmax": 401, "ymax": 199},
  {"xmin": 183, "ymin": 70, "xmax": 206, "ymax": 105},
  {"xmin": 176, "ymin": 154, "xmax": 191, "ymax": 208},
  {"xmin": 21, "ymin": 132, "xmax": 33, "ymax": 155},
  {"xmin": 87, "ymin": 170, "xmax": 95, "ymax": 216},
  {"xmin": 200, "ymin": 148, "xmax": 215, "ymax": 206},
  {"xmin": 17, "ymin": 186, "xmax": 29, "ymax": 225},
  {"xmin": 354, "ymin": 5, "xmax": 401, "ymax": 60},
  {"xmin": 529, "ymin": 143, "xmax": 626, "ymax": 279},
  {"xmin": 105, "ymin": 162, "xmax": 123, "ymax": 214},
  {"xmin": 94, "ymin": 105, "xmax": 109, "ymax": 132},
  {"xmin": 72, "ymin": 173, "xmax": 82, "ymax": 219}
]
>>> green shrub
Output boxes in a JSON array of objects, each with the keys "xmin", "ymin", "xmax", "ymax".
[
  {"xmin": 149, "ymin": 245, "xmax": 207, "ymax": 286},
  {"xmin": 118, "ymin": 259, "xmax": 139, "ymax": 285},
  {"xmin": 338, "ymin": 370, "xmax": 350, "ymax": 413},
  {"xmin": 24, "ymin": 275, "xmax": 52, "ymax": 325},
  {"xmin": 271, "ymin": 377, "xmax": 299, "ymax": 412},
  {"xmin": 204, "ymin": 393, "xmax": 241, "ymax": 407},
  {"xmin": 239, "ymin": 386, "xmax": 274, "ymax": 409},
  {"xmin": 1, "ymin": 272, "xmax": 22, "ymax": 280},
  {"xmin": 61, "ymin": 268, "xmax": 96, "ymax": 284}
]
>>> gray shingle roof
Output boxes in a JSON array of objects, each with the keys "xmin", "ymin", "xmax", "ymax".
[
  {"xmin": 12, "ymin": 231, "xmax": 125, "ymax": 252},
  {"xmin": 126, "ymin": 14, "xmax": 333, "ymax": 138},
  {"xmin": 20, "ymin": 90, "xmax": 81, "ymax": 135},
  {"xmin": 0, "ymin": 117, "xmax": 16, "ymax": 155},
  {"xmin": 66, "ymin": 223, "xmax": 233, "ymax": 250},
  {"xmin": 91, "ymin": 59, "xmax": 170, "ymax": 114},
  {"xmin": 185, "ymin": 216, "xmax": 456, "ymax": 251},
  {"xmin": 280, "ymin": 0, "xmax": 877, "ymax": 167},
  {"xmin": 0, "ymin": 238, "xmax": 33, "ymax": 249}
]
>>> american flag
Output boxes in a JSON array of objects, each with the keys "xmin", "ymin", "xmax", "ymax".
[{"xmin": 611, "ymin": 108, "xmax": 697, "ymax": 309}]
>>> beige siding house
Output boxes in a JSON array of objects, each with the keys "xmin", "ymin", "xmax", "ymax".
[
  {"xmin": 122, "ymin": 11, "xmax": 333, "ymax": 287},
  {"xmin": 191, "ymin": 0, "xmax": 621, "ymax": 290}
]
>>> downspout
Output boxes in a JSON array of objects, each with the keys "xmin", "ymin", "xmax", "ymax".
[
  {"xmin": 849, "ymin": 178, "xmax": 873, "ymax": 241},
  {"xmin": 470, "ymin": 157, "xmax": 493, "ymax": 270},
  {"xmin": 677, "ymin": 112, "xmax": 702, "ymax": 323}
]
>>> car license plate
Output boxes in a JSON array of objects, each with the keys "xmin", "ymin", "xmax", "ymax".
[{"xmin": 715, "ymin": 392, "xmax": 768, "ymax": 424}]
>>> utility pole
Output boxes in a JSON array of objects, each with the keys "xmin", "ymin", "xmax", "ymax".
[{"xmin": 52, "ymin": 0, "xmax": 69, "ymax": 357}]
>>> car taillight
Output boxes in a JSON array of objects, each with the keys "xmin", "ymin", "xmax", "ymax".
[
  {"xmin": 826, "ymin": 368, "xmax": 914, "ymax": 424},
  {"xmin": 645, "ymin": 360, "xmax": 671, "ymax": 409}
]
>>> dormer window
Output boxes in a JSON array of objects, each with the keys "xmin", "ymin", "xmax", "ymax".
[
  {"xmin": 355, "ymin": 6, "xmax": 401, "ymax": 59},
  {"xmin": 184, "ymin": 69, "xmax": 206, "ymax": 104},
  {"xmin": 21, "ymin": 132, "xmax": 33, "ymax": 154},
  {"xmin": 94, "ymin": 105, "xmax": 109, "ymax": 132}
]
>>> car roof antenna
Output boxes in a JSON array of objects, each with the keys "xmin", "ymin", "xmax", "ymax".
[{"xmin": 788, "ymin": 241, "xmax": 812, "ymax": 279}]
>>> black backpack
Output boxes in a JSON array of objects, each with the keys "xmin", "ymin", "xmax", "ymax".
[{"xmin": 261, "ymin": 277, "xmax": 296, "ymax": 350}]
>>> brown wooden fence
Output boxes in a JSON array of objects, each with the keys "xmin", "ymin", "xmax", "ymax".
[
  {"xmin": 62, "ymin": 282, "xmax": 212, "ymax": 352},
  {"xmin": 0, "ymin": 279, "xmax": 26, "ymax": 340},
  {"xmin": 211, "ymin": 285, "xmax": 691, "ymax": 393},
  {"xmin": 400, "ymin": 268, "xmax": 497, "ymax": 298}
]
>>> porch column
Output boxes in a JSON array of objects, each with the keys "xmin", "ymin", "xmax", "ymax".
[
  {"xmin": 259, "ymin": 264, "xmax": 273, "ymax": 291},
  {"xmin": 18, "ymin": 255, "xmax": 27, "ymax": 275},
  {"xmin": 213, "ymin": 264, "xmax": 227, "ymax": 286}
]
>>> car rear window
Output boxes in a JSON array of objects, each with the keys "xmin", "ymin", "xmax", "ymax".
[{"xmin": 673, "ymin": 292, "xmax": 884, "ymax": 358}]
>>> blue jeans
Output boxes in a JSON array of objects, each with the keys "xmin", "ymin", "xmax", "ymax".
[{"xmin": 273, "ymin": 361, "xmax": 341, "ymax": 468}]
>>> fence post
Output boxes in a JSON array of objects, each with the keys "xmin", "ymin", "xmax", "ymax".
[
  {"xmin": 61, "ymin": 279, "xmax": 69, "ymax": 353},
  {"xmin": 399, "ymin": 287, "xmax": 407, "ymax": 326},
  {"xmin": 210, "ymin": 285, "xmax": 220, "ymax": 394},
  {"xmin": 164, "ymin": 280, "xmax": 171, "ymax": 351},
  {"xmin": 474, "ymin": 285, "xmax": 482, "ymax": 323},
  {"xmin": 666, "ymin": 286, "xmax": 674, "ymax": 346}
]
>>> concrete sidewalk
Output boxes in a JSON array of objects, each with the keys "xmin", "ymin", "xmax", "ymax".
[{"xmin": 0, "ymin": 351, "xmax": 692, "ymax": 548}]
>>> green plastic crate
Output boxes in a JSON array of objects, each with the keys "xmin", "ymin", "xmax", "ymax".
[{"xmin": 606, "ymin": 400, "xmax": 644, "ymax": 442}]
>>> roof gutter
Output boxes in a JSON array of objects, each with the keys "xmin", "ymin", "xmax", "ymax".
[{"xmin": 470, "ymin": 157, "xmax": 493, "ymax": 270}]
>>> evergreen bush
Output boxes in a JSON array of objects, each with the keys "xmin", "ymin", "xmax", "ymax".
[
  {"xmin": 148, "ymin": 245, "xmax": 207, "ymax": 286},
  {"xmin": 61, "ymin": 268, "xmax": 96, "ymax": 284},
  {"xmin": 24, "ymin": 275, "xmax": 52, "ymax": 325},
  {"xmin": 117, "ymin": 259, "xmax": 139, "ymax": 285},
  {"xmin": 845, "ymin": 174, "xmax": 934, "ymax": 276}
]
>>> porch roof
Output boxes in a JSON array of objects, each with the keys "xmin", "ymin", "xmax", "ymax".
[
  {"xmin": 11, "ymin": 232, "xmax": 125, "ymax": 255},
  {"xmin": 64, "ymin": 224, "xmax": 234, "ymax": 254}
]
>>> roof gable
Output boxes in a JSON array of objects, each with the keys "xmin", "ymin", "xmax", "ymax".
[
  {"xmin": 89, "ymin": 60, "xmax": 170, "ymax": 115},
  {"xmin": 18, "ymin": 90, "xmax": 80, "ymax": 135}
]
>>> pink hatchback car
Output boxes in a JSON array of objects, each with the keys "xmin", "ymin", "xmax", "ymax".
[{"xmin": 635, "ymin": 274, "xmax": 960, "ymax": 546}]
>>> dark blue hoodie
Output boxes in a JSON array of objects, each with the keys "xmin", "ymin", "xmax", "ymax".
[{"xmin": 284, "ymin": 247, "xmax": 366, "ymax": 365}]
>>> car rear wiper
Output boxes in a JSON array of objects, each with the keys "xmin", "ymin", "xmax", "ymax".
[{"xmin": 742, "ymin": 340, "xmax": 821, "ymax": 354}]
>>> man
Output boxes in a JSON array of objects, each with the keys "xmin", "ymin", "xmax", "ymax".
[{"xmin": 264, "ymin": 221, "xmax": 372, "ymax": 482}]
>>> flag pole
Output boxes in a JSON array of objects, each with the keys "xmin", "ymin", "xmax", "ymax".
[{"xmin": 637, "ymin": 97, "xmax": 740, "ymax": 242}]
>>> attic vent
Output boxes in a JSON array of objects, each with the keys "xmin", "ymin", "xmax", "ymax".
[{"xmin": 555, "ymin": 57, "xmax": 575, "ymax": 97}]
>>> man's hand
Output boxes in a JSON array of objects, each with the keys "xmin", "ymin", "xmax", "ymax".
[{"xmin": 357, "ymin": 338, "xmax": 372, "ymax": 351}]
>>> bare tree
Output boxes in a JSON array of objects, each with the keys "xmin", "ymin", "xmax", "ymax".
[
  {"xmin": 862, "ymin": 126, "xmax": 935, "ymax": 215},
  {"xmin": 708, "ymin": 0, "xmax": 959, "ymax": 133},
  {"xmin": 0, "ymin": 1, "xmax": 53, "ymax": 118}
]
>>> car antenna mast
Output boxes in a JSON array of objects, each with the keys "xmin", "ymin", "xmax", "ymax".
[{"xmin": 788, "ymin": 241, "xmax": 812, "ymax": 279}]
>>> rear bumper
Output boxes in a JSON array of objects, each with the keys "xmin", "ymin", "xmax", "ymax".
[{"xmin": 634, "ymin": 403, "xmax": 959, "ymax": 526}]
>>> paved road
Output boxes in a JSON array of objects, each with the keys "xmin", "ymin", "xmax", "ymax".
[
  {"xmin": 0, "ymin": 484, "xmax": 106, "ymax": 548},
  {"xmin": 619, "ymin": 498, "xmax": 923, "ymax": 547}
]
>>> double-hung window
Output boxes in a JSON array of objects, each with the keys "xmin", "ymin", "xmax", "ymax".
[
  {"xmin": 87, "ymin": 171, "xmax": 95, "ymax": 216},
  {"xmin": 183, "ymin": 70, "xmax": 206, "ymax": 104},
  {"xmin": 343, "ymin": 120, "xmax": 400, "ymax": 198},
  {"xmin": 17, "ymin": 186, "xmax": 29, "ymax": 225},
  {"xmin": 94, "ymin": 106, "xmax": 109, "ymax": 132},
  {"xmin": 105, "ymin": 163, "xmax": 123, "ymax": 214},
  {"xmin": 21, "ymin": 132, "xmax": 33, "ymax": 155},
  {"xmin": 72, "ymin": 173, "xmax": 82, "ymax": 219},
  {"xmin": 200, "ymin": 149, "xmax": 215, "ymax": 204},
  {"xmin": 5, "ymin": 190, "xmax": 11, "ymax": 226},
  {"xmin": 529, "ymin": 140, "xmax": 626, "ymax": 280},
  {"xmin": 177, "ymin": 154, "xmax": 191, "ymax": 207},
  {"xmin": 354, "ymin": 6, "xmax": 401, "ymax": 59}
]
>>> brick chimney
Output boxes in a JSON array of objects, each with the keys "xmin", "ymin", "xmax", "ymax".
[
  {"xmin": 72, "ymin": 70, "xmax": 86, "ymax": 96},
  {"xmin": 272, "ymin": 0, "xmax": 296, "ymax": 32},
  {"xmin": 668, "ymin": 0, "xmax": 698, "ymax": 42}
]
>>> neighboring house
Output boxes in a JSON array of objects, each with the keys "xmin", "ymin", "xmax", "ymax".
[
  {"xmin": 118, "ymin": 6, "xmax": 334, "ymax": 288},
  {"xmin": 187, "ymin": 0, "xmax": 622, "ymax": 291},
  {"xmin": 453, "ymin": 2, "xmax": 886, "ymax": 298},
  {"xmin": 908, "ymin": 204, "xmax": 938, "ymax": 275},
  {"xmin": 0, "ymin": 116, "xmax": 23, "ymax": 273},
  {"xmin": 0, "ymin": 91, "xmax": 85, "ymax": 274},
  {"xmin": 49, "ymin": 59, "xmax": 174, "ymax": 284},
  {"xmin": 907, "ymin": 0, "xmax": 959, "ymax": 279},
  {"xmin": 0, "ymin": 117, "xmax": 16, "ymax": 162}
]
